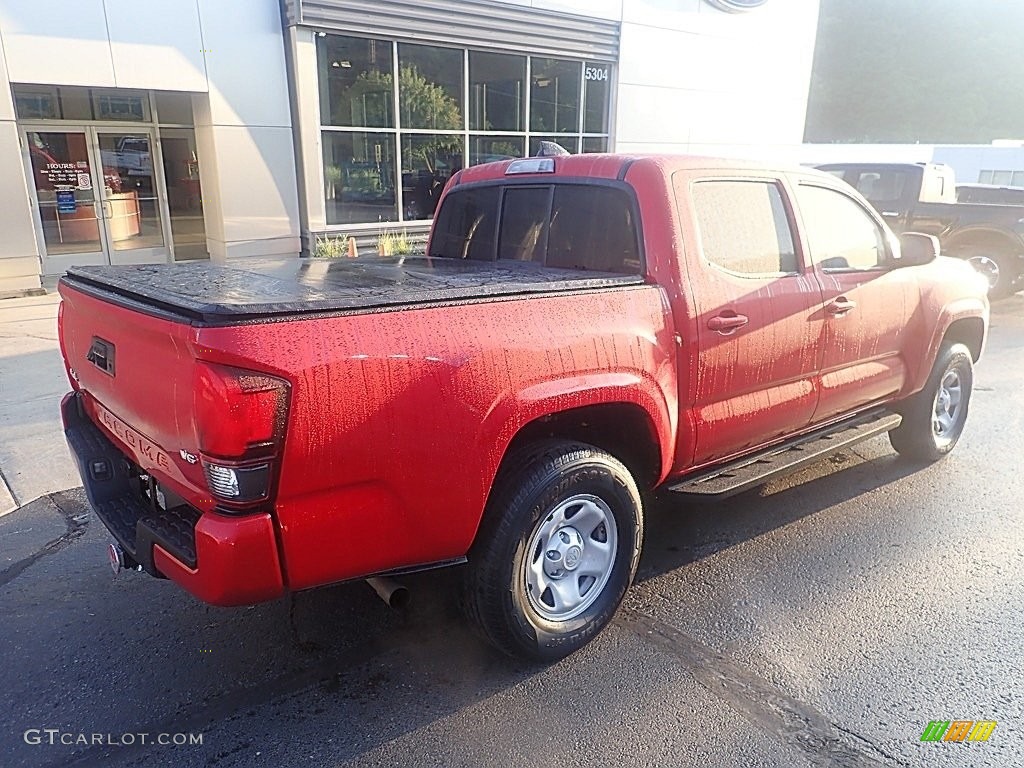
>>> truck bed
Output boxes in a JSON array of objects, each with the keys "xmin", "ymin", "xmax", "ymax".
[{"xmin": 62, "ymin": 256, "xmax": 643, "ymax": 325}]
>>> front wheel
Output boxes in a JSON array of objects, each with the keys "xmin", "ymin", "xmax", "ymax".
[
  {"xmin": 464, "ymin": 440, "xmax": 643, "ymax": 661},
  {"xmin": 889, "ymin": 342, "xmax": 974, "ymax": 461}
]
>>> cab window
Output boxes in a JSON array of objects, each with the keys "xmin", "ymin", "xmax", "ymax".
[
  {"xmin": 692, "ymin": 180, "xmax": 798, "ymax": 276},
  {"xmin": 797, "ymin": 185, "xmax": 889, "ymax": 271}
]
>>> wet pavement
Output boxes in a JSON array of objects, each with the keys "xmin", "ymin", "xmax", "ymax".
[{"xmin": 1, "ymin": 296, "xmax": 1022, "ymax": 768}]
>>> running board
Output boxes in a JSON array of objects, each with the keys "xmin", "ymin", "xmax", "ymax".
[{"xmin": 667, "ymin": 410, "xmax": 902, "ymax": 499}]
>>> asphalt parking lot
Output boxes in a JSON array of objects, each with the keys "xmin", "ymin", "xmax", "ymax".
[{"xmin": 2, "ymin": 297, "xmax": 1022, "ymax": 768}]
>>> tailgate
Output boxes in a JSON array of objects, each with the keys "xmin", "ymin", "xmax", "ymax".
[{"xmin": 58, "ymin": 280, "xmax": 207, "ymax": 505}]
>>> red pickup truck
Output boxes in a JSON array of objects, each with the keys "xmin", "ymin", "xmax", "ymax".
[{"xmin": 59, "ymin": 154, "xmax": 989, "ymax": 660}]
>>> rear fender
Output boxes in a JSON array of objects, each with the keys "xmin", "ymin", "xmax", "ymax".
[{"xmin": 481, "ymin": 371, "xmax": 677, "ymax": 490}]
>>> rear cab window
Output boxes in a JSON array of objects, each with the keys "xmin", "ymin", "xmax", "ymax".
[{"xmin": 430, "ymin": 182, "xmax": 643, "ymax": 275}]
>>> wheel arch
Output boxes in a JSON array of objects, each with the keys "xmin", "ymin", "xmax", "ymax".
[
  {"xmin": 498, "ymin": 402, "xmax": 664, "ymax": 492},
  {"xmin": 944, "ymin": 228, "xmax": 1024, "ymax": 258},
  {"xmin": 942, "ymin": 316, "xmax": 986, "ymax": 362}
]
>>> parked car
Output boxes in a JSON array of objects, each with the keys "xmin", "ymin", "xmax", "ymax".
[
  {"xmin": 818, "ymin": 162, "xmax": 1024, "ymax": 298},
  {"xmin": 59, "ymin": 154, "xmax": 988, "ymax": 661}
]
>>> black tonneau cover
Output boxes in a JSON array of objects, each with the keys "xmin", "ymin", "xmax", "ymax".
[{"xmin": 62, "ymin": 256, "xmax": 644, "ymax": 325}]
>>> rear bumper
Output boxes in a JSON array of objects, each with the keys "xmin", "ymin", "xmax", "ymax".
[{"xmin": 61, "ymin": 392, "xmax": 285, "ymax": 606}]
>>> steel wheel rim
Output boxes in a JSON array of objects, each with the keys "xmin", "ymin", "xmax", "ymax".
[
  {"xmin": 932, "ymin": 368, "xmax": 964, "ymax": 447},
  {"xmin": 522, "ymin": 493, "xmax": 618, "ymax": 622},
  {"xmin": 967, "ymin": 255, "xmax": 1000, "ymax": 291}
]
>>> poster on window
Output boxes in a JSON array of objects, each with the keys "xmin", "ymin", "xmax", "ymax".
[
  {"xmin": 43, "ymin": 163, "xmax": 80, "ymax": 186},
  {"xmin": 56, "ymin": 189, "xmax": 76, "ymax": 213}
]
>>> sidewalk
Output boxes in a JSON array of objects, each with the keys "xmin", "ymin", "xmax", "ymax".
[{"xmin": 0, "ymin": 289, "xmax": 79, "ymax": 516}]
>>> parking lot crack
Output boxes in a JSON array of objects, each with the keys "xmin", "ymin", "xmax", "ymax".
[
  {"xmin": 0, "ymin": 494, "xmax": 90, "ymax": 589},
  {"xmin": 619, "ymin": 608, "xmax": 911, "ymax": 768}
]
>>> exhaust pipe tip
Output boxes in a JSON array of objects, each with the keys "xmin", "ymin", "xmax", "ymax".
[
  {"xmin": 366, "ymin": 576, "xmax": 410, "ymax": 610},
  {"xmin": 108, "ymin": 541, "xmax": 141, "ymax": 575}
]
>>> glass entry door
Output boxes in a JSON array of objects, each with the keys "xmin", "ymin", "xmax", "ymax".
[
  {"xmin": 25, "ymin": 129, "xmax": 106, "ymax": 271},
  {"xmin": 24, "ymin": 127, "xmax": 170, "ymax": 274},
  {"xmin": 95, "ymin": 130, "xmax": 166, "ymax": 265}
]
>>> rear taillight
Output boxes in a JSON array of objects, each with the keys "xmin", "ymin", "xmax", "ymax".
[{"xmin": 193, "ymin": 362, "xmax": 289, "ymax": 508}]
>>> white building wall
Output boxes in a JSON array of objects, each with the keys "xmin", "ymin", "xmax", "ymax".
[
  {"xmin": 0, "ymin": 0, "xmax": 300, "ymax": 293},
  {"xmin": 0, "ymin": 38, "xmax": 43, "ymax": 296},
  {"xmin": 193, "ymin": 0, "xmax": 300, "ymax": 261},
  {"xmin": 495, "ymin": 0, "xmax": 821, "ymax": 158},
  {"xmin": 616, "ymin": 0, "xmax": 820, "ymax": 156}
]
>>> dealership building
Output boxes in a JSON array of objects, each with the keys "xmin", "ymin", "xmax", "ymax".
[{"xmin": 0, "ymin": 0, "xmax": 822, "ymax": 297}]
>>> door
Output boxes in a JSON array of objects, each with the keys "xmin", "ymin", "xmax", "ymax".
[
  {"xmin": 94, "ymin": 129, "xmax": 168, "ymax": 265},
  {"xmin": 23, "ymin": 126, "xmax": 170, "ymax": 274},
  {"xmin": 793, "ymin": 183, "xmax": 921, "ymax": 424},
  {"xmin": 24, "ymin": 129, "xmax": 107, "ymax": 273},
  {"xmin": 680, "ymin": 176, "xmax": 826, "ymax": 466}
]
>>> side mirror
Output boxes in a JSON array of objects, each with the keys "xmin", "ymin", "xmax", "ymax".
[{"xmin": 897, "ymin": 232, "xmax": 939, "ymax": 267}]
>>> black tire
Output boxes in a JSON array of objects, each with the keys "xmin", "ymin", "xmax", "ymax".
[
  {"xmin": 464, "ymin": 440, "xmax": 643, "ymax": 662},
  {"xmin": 963, "ymin": 248, "xmax": 1020, "ymax": 300},
  {"xmin": 889, "ymin": 342, "xmax": 974, "ymax": 461}
]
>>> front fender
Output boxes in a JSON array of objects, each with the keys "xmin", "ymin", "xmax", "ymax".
[{"xmin": 910, "ymin": 296, "xmax": 989, "ymax": 396}]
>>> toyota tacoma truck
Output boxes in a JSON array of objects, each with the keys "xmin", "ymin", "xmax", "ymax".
[
  {"xmin": 59, "ymin": 154, "xmax": 989, "ymax": 661},
  {"xmin": 817, "ymin": 161, "xmax": 1024, "ymax": 298}
]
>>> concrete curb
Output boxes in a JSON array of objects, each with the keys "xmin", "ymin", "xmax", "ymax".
[{"xmin": 0, "ymin": 471, "xmax": 16, "ymax": 517}]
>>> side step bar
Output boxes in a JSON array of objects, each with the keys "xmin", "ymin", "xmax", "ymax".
[{"xmin": 667, "ymin": 409, "xmax": 902, "ymax": 499}]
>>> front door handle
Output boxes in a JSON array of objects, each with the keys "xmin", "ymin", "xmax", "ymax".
[
  {"xmin": 707, "ymin": 312, "xmax": 749, "ymax": 334},
  {"xmin": 826, "ymin": 297, "xmax": 857, "ymax": 316}
]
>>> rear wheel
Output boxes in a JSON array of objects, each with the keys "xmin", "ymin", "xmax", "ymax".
[
  {"xmin": 963, "ymin": 248, "xmax": 1020, "ymax": 300},
  {"xmin": 890, "ymin": 342, "xmax": 974, "ymax": 461},
  {"xmin": 464, "ymin": 440, "xmax": 643, "ymax": 661}
]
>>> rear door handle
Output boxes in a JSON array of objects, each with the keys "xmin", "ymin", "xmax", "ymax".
[
  {"xmin": 707, "ymin": 312, "xmax": 749, "ymax": 334},
  {"xmin": 826, "ymin": 297, "xmax": 857, "ymax": 316}
]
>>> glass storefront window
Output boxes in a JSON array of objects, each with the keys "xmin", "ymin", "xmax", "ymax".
[
  {"xmin": 470, "ymin": 136, "xmax": 525, "ymax": 166},
  {"xmin": 583, "ymin": 61, "xmax": 611, "ymax": 134},
  {"xmin": 530, "ymin": 58, "xmax": 581, "ymax": 134},
  {"xmin": 14, "ymin": 86, "xmax": 60, "ymax": 120},
  {"xmin": 13, "ymin": 85, "xmax": 123, "ymax": 121},
  {"xmin": 60, "ymin": 89, "xmax": 95, "ymax": 121},
  {"xmin": 469, "ymin": 51, "xmax": 525, "ymax": 132},
  {"xmin": 530, "ymin": 135, "xmax": 579, "ymax": 156},
  {"xmin": 319, "ymin": 35, "xmax": 395, "ymax": 128},
  {"xmin": 315, "ymin": 33, "xmax": 611, "ymax": 225},
  {"xmin": 155, "ymin": 92, "xmax": 194, "ymax": 125},
  {"xmin": 159, "ymin": 127, "xmax": 207, "ymax": 260},
  {"xmin": 398, "ymin": 44, "xmax": 464, "ymax": 130},
  {"xmin": 92, "ymin": 90, "xmax": 150, "ymax": 122},
  {"xmin": 323, "ymin": 131, "xmax": 398, "ymax": 225},
  {"xmin": 401, "ymin": 134, "xmax": 463, "ymax": 220}
]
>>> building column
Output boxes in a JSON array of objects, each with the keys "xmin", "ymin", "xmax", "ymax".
[
  {"xmin": 288, "ymin": 26, "xmax": 327, "ymax": 251},
  {"xmin": 0, "ymin": 42, "xmax": 44, "ymax": 297},
  {"xmin": 193, "ymin": 0, "xmax": 301, "ymax": 263}
]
